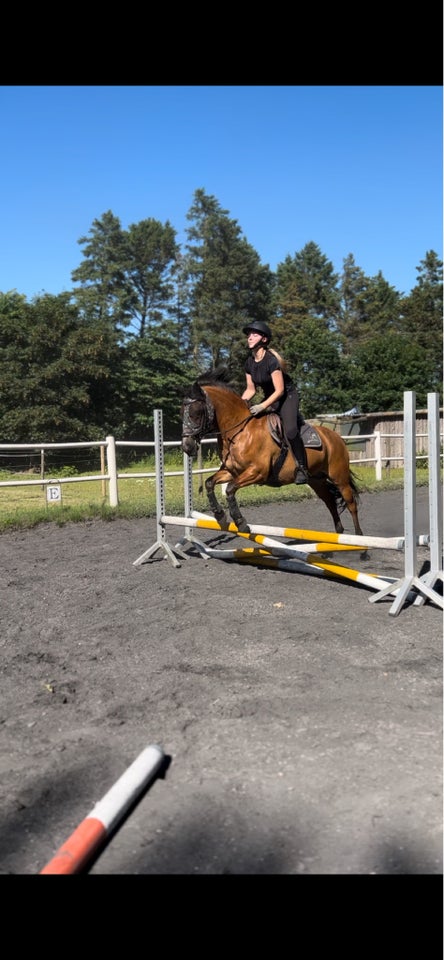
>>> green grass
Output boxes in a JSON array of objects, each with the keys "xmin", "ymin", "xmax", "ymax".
[{"xmin": 0, "ymin": 451, "xmax": 432, "ymax": 534}]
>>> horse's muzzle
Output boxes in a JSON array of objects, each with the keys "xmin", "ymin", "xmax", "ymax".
[{"xmin": 182, "ymin": 436, "xmax": 198, "ymax": 457}]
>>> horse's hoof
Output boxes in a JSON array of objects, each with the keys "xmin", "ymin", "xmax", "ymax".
[{"xmin": 235, "ymin": 519, "xmax": 250, "ymax": 534}]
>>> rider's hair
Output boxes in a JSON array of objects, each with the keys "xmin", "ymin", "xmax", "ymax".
[{"xmin": 268, "ymin": 346, "xmax": 288, "ymax": 374}]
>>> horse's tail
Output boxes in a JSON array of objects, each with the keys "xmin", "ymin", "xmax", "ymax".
[
  {"xmin": 349, "ymin": 469, "xmax": 362, "ymax": 503},
  {"xmin": 326, "ymin": 468, "xmax": 362, "ymax": 516}
]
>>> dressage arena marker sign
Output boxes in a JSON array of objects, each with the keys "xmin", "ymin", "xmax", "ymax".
[
  {"xmin": 46, "ymin": 483, "xmax": 62, "ymax": 504},
  {"xmin": 133, "ymin": 392, "xmax": 443, "ymax": 617}
]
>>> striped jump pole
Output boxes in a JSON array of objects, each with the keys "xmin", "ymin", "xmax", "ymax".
[
  {"xmin": 185, "ymin": 538, "xmax": 406, "ymax": 596},
  {"xmin": 164, "ymin": 512, "xmax": 430, "ymax": 552},
  {"xmin": 39, "ymin": 744, "xmax": 165, "ymax": 875}
]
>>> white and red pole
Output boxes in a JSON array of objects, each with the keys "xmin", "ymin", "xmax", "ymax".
[{"xmin": 39, "ymin": 744, "xmax": 165, "ymax": 875}]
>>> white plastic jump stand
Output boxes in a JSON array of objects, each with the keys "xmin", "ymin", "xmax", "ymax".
[
  {"xmin": 173, "ymin": 446, "xmax": 196, "ymax": 556},
  {"xmin": 133, "ymin": 410, "xmax": 190, "ymax": 568},
  {"xmin": 369, "ymin": 392, "xmax": 444, "ymax": 616},
  {"xmin": 414, "ymin": 393, "xmax": 444, "ymax": 605}
]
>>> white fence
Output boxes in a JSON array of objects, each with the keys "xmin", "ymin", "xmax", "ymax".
[{"xmin": 0, "ymin": 426, "xmax": 442, "ymax": 508}]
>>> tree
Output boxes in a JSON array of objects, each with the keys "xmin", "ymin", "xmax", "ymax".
[
  {"xmin": 108, "ymin": 329, "xmax": 194, "ymax": 441},
  {"xmin": 0, "ymin": 293, "xmax": 119, "ymax": 441},
  {"xmin": 283, "ymin": 315, "xmax": 357, "ymax": 418},
  {"xmin": 72, "ymin": 211, "xmax": 179, "ymax": 341},
  {"xmin": 275, "ymin": 242, "xmax": 341, "ymax": 329},
  {"xmin": 350, "ymin": 333, "xmax": 434, "ymax": 411},
  {"xmin": 122, "ymin": 218, "xmax": 179, "ymax": 338},
  {"xmin": 184, "ymin": 188, "xmax": 274, "ymax": 376},
  {"xmin": 398, "ymin": 251, "xmax": 443, "ymax": 395},
  {"xmin": 71, "ymin": 210, "xmax": 130, "ymax": 330},
  {"xmin": 337, "ymin": 254, "xmax": 401, "ymax": 355}
]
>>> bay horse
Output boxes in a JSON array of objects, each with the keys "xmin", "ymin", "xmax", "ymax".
[{"xmin": 181, "ymin": 369, "xmax": 364, "ymax": 537}]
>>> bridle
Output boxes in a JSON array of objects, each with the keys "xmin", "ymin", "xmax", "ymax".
[
  {"xmin": 182, "ymin": 395, "xmax": 215, "ymax": 442},
  {"xmin": 182, "ymin": 393, "xmax": 253, "ymax": 445}
]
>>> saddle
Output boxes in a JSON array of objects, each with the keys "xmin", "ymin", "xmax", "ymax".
[
  {"xmin": 266, "ymin": 413, "xmax": 322, "ymax": 485},
  {"xmin": 267, "ymin": 413, "xmax": 323, "ymax": 450}
]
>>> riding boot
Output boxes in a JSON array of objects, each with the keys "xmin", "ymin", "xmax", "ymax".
[{"xmin": 290, "ymin": 434, "xmax": 310, "ymax": 484}]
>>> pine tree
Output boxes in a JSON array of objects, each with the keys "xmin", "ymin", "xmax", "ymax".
[
  {"xmin": 184, "ymin": 188, "xmax": 274, "ymax": 377},
  {"xmin": 398, "ymin": 251, "xmax": 443, "ymax": 394}
]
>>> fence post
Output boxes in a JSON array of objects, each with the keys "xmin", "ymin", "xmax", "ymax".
[
  {"xmin": 374, "ymin": 431, "xmax": 382, "ymax": 480},
  {"xmin": 106, "ymin": 436, "xmax": 119, "ymax": 507},
  {"xmin": 100, "ymin": 445, "xmax": 106, "ymax": 498}
]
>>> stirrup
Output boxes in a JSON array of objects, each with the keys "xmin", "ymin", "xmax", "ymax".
[{"xmin": 294, "ymin": 466, "xmax": 310, "ymax": 485}]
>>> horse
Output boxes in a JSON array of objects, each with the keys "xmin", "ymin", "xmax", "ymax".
[{"xmin": 181, "ymin": 369, "xmax": 364, "ymax": 537}]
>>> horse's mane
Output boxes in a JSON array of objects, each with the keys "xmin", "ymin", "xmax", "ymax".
[{"xmin": 195, "ymin": 366, "xmax": 239, "ymax": 395}]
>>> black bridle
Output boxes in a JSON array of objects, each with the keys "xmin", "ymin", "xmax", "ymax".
[
  {"xmin": 182, "ymin": 393, "xmax": 253, "ymax": 444},
  {"xmin": 182, "ymin": 395, "xmax": 215, "ymax": 442}
]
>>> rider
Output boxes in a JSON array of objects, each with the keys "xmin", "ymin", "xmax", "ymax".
[{"xmin": 241, "ymin": 319, "xmax": 310, "ymax": 484}]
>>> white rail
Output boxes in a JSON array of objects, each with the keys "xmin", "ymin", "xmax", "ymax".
[{"xmin": 0, "ymin": 429, "xmax": 442, "ymax": 507}]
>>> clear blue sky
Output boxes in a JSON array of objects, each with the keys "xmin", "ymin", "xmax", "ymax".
[{"xmin": 1, "ymin": 85, "xmax": 442, "ymax": 301}]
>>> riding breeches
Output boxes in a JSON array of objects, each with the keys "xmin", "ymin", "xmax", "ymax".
[{"xmin": 278, "ymin": 390, "xmax": 300, "ymax": 441}]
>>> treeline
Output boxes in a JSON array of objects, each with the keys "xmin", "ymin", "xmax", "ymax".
[{"xmin": 1, "ymin": 188, "xmax": 442, "ymax": 446}]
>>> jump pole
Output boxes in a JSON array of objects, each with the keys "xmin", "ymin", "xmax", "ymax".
[
  {"xmin": 184, "ymin": 537, "xmax": 406, "ymax": 595},
  {"xmin": 166, "ymin": 512, "xmax": 430, "ymax": 552},
  {"xmin": 39, "ymin": 744, "xmax": 165, "ymax": 875}
]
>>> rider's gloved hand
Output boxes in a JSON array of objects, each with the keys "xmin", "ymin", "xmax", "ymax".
[{"xmin": 249, "ymin": 403, "xmax": 266, "ymax": 416}]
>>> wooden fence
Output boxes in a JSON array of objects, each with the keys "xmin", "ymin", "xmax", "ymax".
[{"xmin": 0, "ymin": 412, "xmax": 443, "ymax": 508}]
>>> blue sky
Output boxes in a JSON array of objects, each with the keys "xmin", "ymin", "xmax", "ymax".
[{"xmin": 1, "ymin": 85, "xmax": 442, "ymax": 301}]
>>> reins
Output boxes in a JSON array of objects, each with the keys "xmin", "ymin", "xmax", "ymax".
[
  {"xmin": 219, "ymin": 415, "xmax": 254, "ymax": 444},
  {"xmin": 183, "ymin": 394, "xmax": 253, "ymax": 445}
]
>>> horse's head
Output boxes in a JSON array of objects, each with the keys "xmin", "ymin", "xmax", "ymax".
[{"xmin": 181, "ymin": 382, "xmax": 215, "ymax": 457}]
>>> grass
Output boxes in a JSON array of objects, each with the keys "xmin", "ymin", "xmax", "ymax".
[{"xmin": 0, "ymin": 451, "xmax": 432, "ymax": 534}]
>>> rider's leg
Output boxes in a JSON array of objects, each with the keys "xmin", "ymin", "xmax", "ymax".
[
  {"xmin": 289, "ymin": 433, "xmax": 310, "ymax": 484},
  {"xmin": 280, "ymin": 391, "xmax": 310, "ymax": 485}
]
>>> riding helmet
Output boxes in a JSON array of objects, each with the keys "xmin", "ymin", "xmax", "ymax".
[{"xmin": 242, "ymin": 319, "xmax": 272, "ymax": 341}]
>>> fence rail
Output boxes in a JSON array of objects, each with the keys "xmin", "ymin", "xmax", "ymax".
[{"xmin": 0, "ymin": 427, "xmax": 442, "ymax": 507}]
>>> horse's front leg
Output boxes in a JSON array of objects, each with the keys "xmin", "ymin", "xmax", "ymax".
[
  {"xmin": 224, "ymin": 467, "xmax": 266, "ymax": 534},
  {"xmin": 204, "ymin": 468, "xmax": 233, "ymax": 527},
  {"xmin": 225, "ymin": 480, "xmax": 250, "ymax": 533}
]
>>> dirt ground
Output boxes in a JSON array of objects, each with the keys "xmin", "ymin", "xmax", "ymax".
[{"xmin": 1, "ymin": 487, "xmax": 442, "ymax": 876}]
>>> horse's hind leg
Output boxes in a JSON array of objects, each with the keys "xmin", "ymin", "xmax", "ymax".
[
  {"xmin": 308, "ymin": 477, "xmax": 344, "ymax": 533},
  {"xmin": 336, "ymin": 478, "xmax": 368, "ymax": 558},
  {"xmin": 340, "ymin": 480, "xmax": 363, "ymax": 537},
  {"xmin": 310, "ymin": 474, "xmax": 368, "ymax": 559}
]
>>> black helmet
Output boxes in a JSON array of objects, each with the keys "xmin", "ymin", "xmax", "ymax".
[{"xmin": 242, "ymin": 319, "xmax": 272, "ymax": 341}]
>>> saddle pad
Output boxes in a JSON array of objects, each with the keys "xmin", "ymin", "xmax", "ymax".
[
  {"xmin": 300, "ymin": 421, "xmax": 323, "ymax": 449},
  {"xmin": 267, "ymin": 414, "xmax": 323, "ymax": 450}
]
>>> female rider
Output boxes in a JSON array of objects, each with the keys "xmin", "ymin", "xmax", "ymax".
[{"xmin": 241, "ymin": 319, "xmax": 309, "ymax": 484}]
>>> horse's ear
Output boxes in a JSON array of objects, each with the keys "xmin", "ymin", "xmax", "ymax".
[
  {"xmin": 185, "ymin": 381, "xmax": 205, "ymax": 400},
  {"xmin": 213, "ymin": 366, "xmax": 232, "ymax": 383},
  {"xmin": 180, "ymin": 379, "xmax": 199, "ymax": 395}
]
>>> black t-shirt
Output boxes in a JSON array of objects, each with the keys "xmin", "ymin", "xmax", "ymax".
[{"xmin": 245, "ymin": 350, "xmax": 294, "ymax": 400}]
